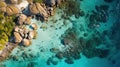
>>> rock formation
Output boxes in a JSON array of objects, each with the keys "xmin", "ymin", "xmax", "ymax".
[
  {"xmin": 17, "ymin": 14, "xmax": 27, "ymax": 25},
  {"xmin": 24, "ymin": 17, "xmax": 31, "ymax": 25},
  {"xmin": 22, "ymin": 39, "xmax": 31, "ymax": 47},
  {"xmin": 6, "ymin": 5, "xmax": 19, "ymax": 15},
  {"xmin": 31, "ymin": 23, "xmax": 38, "ymax": 30},
  {"xmin": 28, "ymin": 30, "xmax": 37, "ymax": 39},
  {"xmin": 14, "ymin": 32, "xmax": 22, "ymax": 43},
  {"xmin": 29, "ymin": 2, "xmax": 48, "ymax": 21}
]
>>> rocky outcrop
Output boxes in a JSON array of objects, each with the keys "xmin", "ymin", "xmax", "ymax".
[
  {"xmin": 13, "ymin": 25, "xmax": 36, "ymax": 46},
  {"xmin": 17, "ymin": 14, "xmax": 32, "ymax": 25},
  {"xmin": 14, "ymin": 26, "xmax": 20, "ymax": 32},
  {"xmin": 17, "ymin": 14, "xmax": 27, "ymax": 25},
  {"xmin": 31, "ymin": 23, "xmax": 38, "ymax": 30},
  {"xmin": 0, "ymin": 1, "xmax": 20, "ymax": 15},
  {"xmin": 24, "ymin": 17, "xmax": 31, "ymax": 25},
  {"xmin": 13, "ymin": 12, "xmax": 38, "ymax": 47},
  {"xmin": 14, "ymin": 32, "xmax": 22, "ymax": 43},
  {"xmin": 22, "ymin": 39, "xmax": 31, "ymax": 47},
  {"xmin": 6, "ymin": 5, "xmax": 19, "ymax": 15},
  {"xmin": 28, "ymin": 30, "xmax": 37, "ymax": 39},
  {"xmin": 29, "ymin": 3, "xmax": 48, "ymax": 20}
]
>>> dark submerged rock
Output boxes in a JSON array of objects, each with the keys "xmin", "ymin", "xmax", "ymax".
[
  {"xmin": 64, "ymin": 58, "xmax": 74, "ymax": 64},
  {"xmin": 72, "ymin": 53, "xmax": 81, "ymax": 60},
  {"xmin": 55, "ymin": 52, "xmax": 64, "ymax": 59},
  {"xmin": 28, "ymin": 62, "xmax": 36, "ymax": 67},
  {"xmin": 98, "ymin": 49, "xmax": 110, "ymax": 58},
  {"xmin": 104, "ymin": 0, "xmax": 114, "ymax": 3},
  {"xmin": 46, "ymin": 57, "xmax": 58, "ymax": 65},
  {"xmin": 50, "ymin": 48, "xmax": 60, "ymax": 53}
]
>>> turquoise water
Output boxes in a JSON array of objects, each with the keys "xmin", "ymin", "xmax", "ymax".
[{"xmin": 0, "ymin": 0, "xmax": 120, "ymax": 67}]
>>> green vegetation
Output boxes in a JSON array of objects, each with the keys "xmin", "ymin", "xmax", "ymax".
[
  {"xmin": 33, "ymin": 0, "xmax": 43, "ymax": 3},
  {"xmin": 0, "ymin": 12, "xmax": 15, "ymax": 50}
]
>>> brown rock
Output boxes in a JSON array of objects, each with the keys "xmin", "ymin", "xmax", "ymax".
[
  {"xmin": 18, "ymin": 14, "xmax": 27, "ymax": 25},
  {"xmin": 22, "ymin": 39, "xmax": 31, "ymax": 47},
  {"xmin": 28, "ymin": 30, "xmax": 37, "ymax": 39},
  {"xmin": 29, "ymin": 3, "xmax": 39, "ymax": 14},
  {"xmin": 29, "ymin": 3, "xmax": 48, "ymax": 20},
  {"xmin": 35, "ymin": 3, "xmax": 48, "ymax": 18},
  {"xmin": 6, "ymin": 6, "xmax": 13, "ymax": 15},
  {"xmin": 14, "ymin": 32, "xmax": 22, "ymax": 43},
  {"xmin": 14, "ymin": 26, "xmax": 20, "ymax": 32},
  {"xmin": 24, "ymin": 17, "xmax": 31, "ymax": 25},
  {"xmin": 19, "ymin": 29, "xmax": 24, "ymax": 38},
  {"xmin": 6, "ymin": 5, "xmax": 19, "ymax": 15},
  {"xmin": 31, "ymin": 23, "xmax": 38, "ymax": 30}
]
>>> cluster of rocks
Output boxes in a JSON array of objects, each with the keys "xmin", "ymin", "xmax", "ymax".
[
  {"xmin": 88, "ymin": 5, "xmax": 109, "ymax": 28},
  {"xmin": 0, "ymin": 0, "xmax": 63, "ymax": 21},
  {"xmin": 28, "ymin": 2, "xmax": 49, "ymax": 21},
  {"xmin": 27, "ymin": 0, "xmax": 63, "ymax": 21},
  {"xmin": 17, "ymin": 14, "xmax": 31, "ymax": 25},
  {"xmin": 13, "ymin": 13, "xmax": 37, "ymax": 47},
  {"xmin": 27, "ymin": 62, "xmax": 37, "ymax": 67},
  {"xmin": 46, "ymin": 57, "xmax": 59, "ymax": 65},
  {"xmin": 0, "ymin": 0, "xmax": 63, "ymax": 62},
  {"xmin": 55, "ymin": 30, "xmax": 82, "ymax": 64},
  {"xmin": 10, "ymin": 51, "xmax": 37, "ymax": 61},
  {"xmin": 50, "ymin": 28, "xmax": 110, "ymax": 64},
  {"xmin": 0, "ymin": 1, "xmax": 19, "ymax": 15}
]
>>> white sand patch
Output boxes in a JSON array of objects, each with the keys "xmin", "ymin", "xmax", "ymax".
[
  {"xmin": 37, "ymin": 30, "xmax": 51, "ymax": 41},
  {"xmin": 16, "ymin": 0, "xmax": 29, "ymax": 11}
]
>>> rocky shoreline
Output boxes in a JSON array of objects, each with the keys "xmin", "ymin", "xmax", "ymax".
[
  {"xmin": 0, "ymin": 0, "xmax": 118, "ymax": 66},
  {"xmin": 0, "ymin": 42, "xmax": 17, "ymax": 62},
  {"xmin": 0, "ymin": 0, "xmax": 63, "ymax": 62}
]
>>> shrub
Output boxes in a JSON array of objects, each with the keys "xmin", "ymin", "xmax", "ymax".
[{"xmin": 0, "ymin": 12, "xmax": 15, "ymax": 50}]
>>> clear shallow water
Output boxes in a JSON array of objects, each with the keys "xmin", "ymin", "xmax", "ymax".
[{"xmin": 1, "ymin": 0, "xmax": 120, "ymax": 67}]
